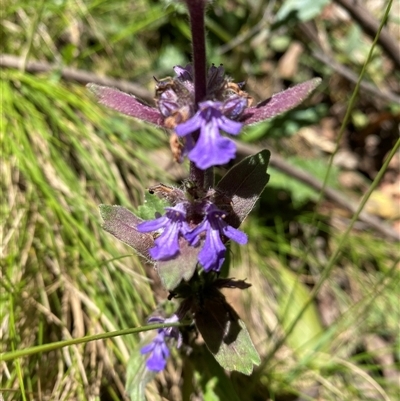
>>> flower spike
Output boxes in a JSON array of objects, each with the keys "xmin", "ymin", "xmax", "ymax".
[{"xmin": 93, "ymin": 0, "xmax": 322, "ymax": 378}]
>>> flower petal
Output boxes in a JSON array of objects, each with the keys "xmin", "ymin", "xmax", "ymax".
[
  {"xmin": 136, "ymin": 215, "xmax": 168, "ymax": 232},
  {"xmin": 174, "ymin": 64, "xmax": 193, "ymax": 81},
  {"xmin": 222, "ymin": 225, "xmax": 248, "ymax": 244},
  {"xmin": 222, "ymin": 96, "xmax": 247, "ymax": 120},
  {"xmin": 189, "ymin": 128, "xmax": 236, "ymax": 169},
  {"xmin": 198, "ymin": 227, "xmax": 226, "ymax": 271},
  {"xmin": 142, "ymin": 332, "xmax": 170, "ymax": 372},
  {"xmin": 146, "ymin": 341, "xmax": 169, "ymax": 371},
  {"xmin": 185, "ymin": 223, "xmax": 206, "ymax": 245},
  {"xmin": 141, "ymin": 314, "xmax": 182, "ymax": 373},
  {"xmin": 150, "ymin": 222, "xmax": 181, "ymax": 259},
  {"xmin": 137, "ymin": 203, "xmax": 189, "ymax": 261},
  {"xmin": 175, "ymin": 114, "xmax": 202, "ymax": 137},
  {"xmin": 218, "ymin": 115, "xmax": 243, "ymax": 135},
  {"xmin": 140, "ymin": 342, "xmax": 155, "ymax": 354}
]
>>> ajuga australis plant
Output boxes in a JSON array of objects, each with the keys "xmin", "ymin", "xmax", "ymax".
[{"xmin": 88, "ymin": 0, "xmax": 320, "ymax": 380}]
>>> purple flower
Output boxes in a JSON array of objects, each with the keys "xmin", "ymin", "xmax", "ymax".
[
  {"xmin": 173, "ymin": 64, "xmax": 194, "ymax": 91},
  {"xmin": 185, "ymin": 204, "xmax": 248, "ymax": 272},
  {"xmin": 136, "ymin": 203, "xmax": 189, "ymax": 260},
  {"xmin": 175, "ymin": 100, "xmax": 245, "ymax": 169},
  {"xmin": 141, "ymin": 331, "xmax": 170, "ymax": 372},
  {"xmin": 141, "ymin": 315, "xmax": 181, "ymax": 372}
]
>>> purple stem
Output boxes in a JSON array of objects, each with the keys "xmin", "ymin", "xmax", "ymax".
[
  {"xmin": 189, "ymin": 161, "xmax": 206, "ymax": 189},
  {"xmin": 185, "ymin": 1, "xmax": 210, "ymax": 189},
  {"xmin": 186, "ymin": 0, "xmax": 207, "ymax": 106}
]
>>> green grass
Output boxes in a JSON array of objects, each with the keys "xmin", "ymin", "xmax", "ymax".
[{"xmin": 1, "ymin": 0, "xmax": 399, "ymax": 400}]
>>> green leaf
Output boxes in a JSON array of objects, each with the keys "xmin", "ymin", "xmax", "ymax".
[
  {"xmin": 137, "ymin": 191, "xmax": 169, "ymax": 220},
  {"xmin": 216, "ymin": 149, "xmax": 270, "ymax": 228},
  {"xmin": 125, "ymin": 345, "xmax": 155, "ymax": 401},
  {"xmin": 194, "ymin": 289, "xmax": 260, "ymax": 375},
  {"xmin": 99, "ymin": 204, "xmax": 154, "ymax": 261},
  {"xmin": 191, "ymin": 347, "xmax": 242, "ymax": 401},
  {"xmin": 156, "ymin": 238, "xmax": 201, "ymax": 290},
  {"xmin": 202, "ymin": 378, "xmax": 221, "ymax": 401},
  {"xmin": 277, "ymin": 267, "xmax": 325, "ymax": 364}
]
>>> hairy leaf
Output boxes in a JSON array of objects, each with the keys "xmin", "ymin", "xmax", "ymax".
[
  {"xmin": 241, "ymin": 78, "xmax": 321, "ymax": 125},
  {"xmin": 87, "ymin": 84, "xmax": 164, "ymax": 126},
  {"xmin": 99, "ymin": 204, "xmax": 154, "ymax": 261},
  {"xmin": 191, "ymin": 347, "xmax": 242, "ymax": 401},
  {"xmin": 216, "ymin": 149, "xmax": 270, "ymax": 228},
  {"xmin": 194, "ymin": 289, "xmax": 260, "ymax": 375},
  {"xmin": 157, "ymin": 238, "xmax": 201, "ymax": 290}
]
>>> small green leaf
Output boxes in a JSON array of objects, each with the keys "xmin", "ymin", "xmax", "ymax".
[
  {"xmin": 216, "ymin": 149, "xmax": 270, "ymax": 228},
  {"xmin": 194, "ymin": 289, "xmax": 260, "ymax": 375},
  {"xmin": 99, "ymin": 204, "xmax": 154, "ymax": 261},
  {"xmin": 137, "ymin": 191, "xmax": 168, "ymax": 220},
  {"xmin": 157, "ymin": 238, "xmax": 201, "ymax": 290}
]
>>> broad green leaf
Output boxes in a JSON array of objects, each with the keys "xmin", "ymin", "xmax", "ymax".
[
  {"xmin": 156, "ymin": 238, "xmax": 201, "ymax": 290},
  {"xmin": 99, "ymin": 204, "xmax": 154, "ymax": 261},
  {"xmin": 194, "ymin": 289, "xmax": 260, "ymax": 375},
  {"xmin": 216, "ymin": 149, "xmax": 270, "ymax": 228}
]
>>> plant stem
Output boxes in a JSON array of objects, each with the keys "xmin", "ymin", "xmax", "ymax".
[
  {"xmin": 186, "ymin": 1, "xmax": 212, "ymax": 189},
  {"xmin": 189, "ymin": 161, "xmax": 205, "ymax": 189},
  {"xmin": 186, "ymin": 0, "xmax": 207, "ymax": 106},
  {"xmin": 1, "ymin": 322, "xmax": 184, "ymax": 362}
]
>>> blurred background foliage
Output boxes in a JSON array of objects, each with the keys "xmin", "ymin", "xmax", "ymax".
[{"xmin": 1, "ymin": 0, "xmax": 399, "ymax": 400}]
